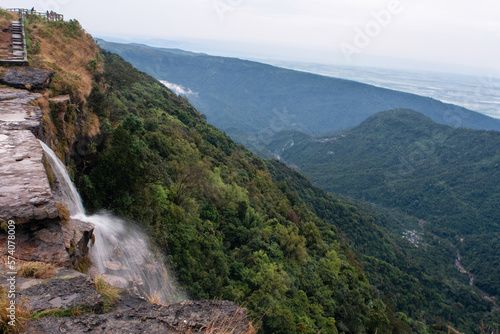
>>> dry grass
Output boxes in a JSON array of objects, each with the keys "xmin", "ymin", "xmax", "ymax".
[
  {"xmin": 0, "ymin": 286, "xmax": 31, "ymax": 334},
  {"xmin": 145, "ymin": 290, "xmax": 164, "ymax": 306},
  {"xmin": 42, "ymin": 154, "xmax": 55, "ymax": 189},
  {"xmin": 94, "ymin": 275, "xmax": 120, "ymax": 312},
  {"xmin": 17, "ymin": 261, "xmax": 55, "ymax": 279},
  {"xmin": 82, "ymin": 111, "xmax": 101, "ymax": 137},
  {"xmin": 55, "ymin": 202, "xmax": 70, "ymax": 224},
  {"xmin": 25, "ymin": 17, "xmax": 100, "ymax": 105},
  {"xmin": 179, "ymin": 303, "xmax": 257, "ymax": 334},
  {"xmin": 0, "ymin": 9, "xmax": 16, "ymax": 28}
]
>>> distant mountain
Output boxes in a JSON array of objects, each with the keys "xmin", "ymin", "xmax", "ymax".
[
  {"xmin": 98, "ymin": 40, "xmax": 500, "ymax": 155},
  {"xmin": 264, "ymin": 109, "xmax": 500, "ymax": 297}
]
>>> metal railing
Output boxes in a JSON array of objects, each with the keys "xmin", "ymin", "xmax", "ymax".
[{"xmin": 7, "ymin": 8, "xmax": 64, "ymax": 22}]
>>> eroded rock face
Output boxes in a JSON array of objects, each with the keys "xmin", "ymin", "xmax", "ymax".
[
  {"xmin": 0, "ymin": 67, "xmax": 54, "ymax": 90},
  {"xmin": 0, "ymin": 87, "xmax": 93, "ymax": 267},
  {"xmin": 0, "ymin": 219, "xmax": 71, "ymax": 266},
  {"xmin": 18, "ymin": 275, "xmax": 104, "ymax": 313},
  {"xmin": 0, "ymin": 88, "xmax": 52, "ymax": 223}
]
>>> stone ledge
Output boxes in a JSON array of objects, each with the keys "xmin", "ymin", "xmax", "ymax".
[
  {"xmin": 0, "ymin": 130, "xmax": 58, "ymax": 223},
  {"xmin": 24, "ymin": 297, "xmax": 254, "ymax": 334},
  {"xmin": 1, "ymin": 67, "xmax": 54, "ymax": 90},
  {"xmin": 19, "ymin": 275, "xmax": 104, "ymax": 313}
]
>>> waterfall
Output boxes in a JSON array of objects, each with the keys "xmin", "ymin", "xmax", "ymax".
[{"xmin": 40, "ymin": 141, "xmax": 185, "ymax": 304}]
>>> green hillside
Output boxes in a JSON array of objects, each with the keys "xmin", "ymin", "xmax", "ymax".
[
  {"xmin": 97, "ymin": 40, "xmax": 500, "ymax": 157},
  {"xmin": 266, "ymin": 159, "xmax": 496, "ymax": 332},
  {"xmin": 264, "ymin": 109, "xmax": 500, "ymax": 299},
  {"xmin": 72, "ymin": 49, "xmax": 417, "ymax": 333}
]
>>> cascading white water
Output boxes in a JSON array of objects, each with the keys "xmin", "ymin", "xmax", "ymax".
[{"xmin": 40, "ymin": 141, "xmax": 185, "ymax": 304}]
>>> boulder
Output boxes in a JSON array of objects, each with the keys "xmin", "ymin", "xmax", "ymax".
[
  {"xmin": 1, "ymin": 67, "xmax": 54, "ymax": 90},
  {"xmin": 0, "ymin": 130, "xmax": 59, "ymax": 223},
  {"xmin": 18, "ymin": 275, "xmax": 104, "ymax": 313}
]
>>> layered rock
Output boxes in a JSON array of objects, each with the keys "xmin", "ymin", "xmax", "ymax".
[
  {"xmin": 24, "ymin": 295, "xmax": 254, "ymax": 334},
  {"xmin": 0, "ymin": 87, "xmax": 93, "ymax": 267},
  {"xmin": 0, "ymin": 67, "xmax": 54, "ymax": 90},
  {"xmin": 0, "ymin": 88, "xmax": 52, "ymax": 223},
  {"xmin": 18, "ymin": 275, "xmax": 104, "ymax": 313}
]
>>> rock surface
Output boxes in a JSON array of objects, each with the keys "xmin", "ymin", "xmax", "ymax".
[
  {"xmin": 0, "ymin": 87, "xmax": 94, "ymax": 266},
  {"xmin": 0, "ymin": 267, "xmax": 87, "ymax": 291},
  {"xmin": 0, "ymin": 130, "xmax": 58, "ymax": 223},
  {"xmin": 0, "ymin": 67, "xmax": 54, "ymax": 90},
  {"xmin": 0, "ymin": 219, "xmax": 71, "ymax": 266},
  {"xmin": 24, "ymin": 296, "xmax": 254, "ymax": 334},
  {"xmin": 0, "ymin": 88, "xmax": 54, "ymax": 223},
  {"xmin": 19, "ymin": 275, "xmax": 104, "ymax": 313}
]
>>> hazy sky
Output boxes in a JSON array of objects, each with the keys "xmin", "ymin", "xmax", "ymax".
[{"xmin": 4, "ymin": 0, "xmax": 500, "ymax": 75}]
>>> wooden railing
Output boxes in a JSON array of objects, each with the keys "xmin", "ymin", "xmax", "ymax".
[{"xmin": 7, "ymin": 8, "xmax": 64, "ymax": 22}]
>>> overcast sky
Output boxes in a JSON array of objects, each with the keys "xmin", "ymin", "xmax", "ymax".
[{"xmin": 4, "ymin": 0, "xmax": 500, "ymax": 75}]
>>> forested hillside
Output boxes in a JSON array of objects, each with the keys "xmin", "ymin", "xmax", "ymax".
[
  {"xmin": 264, "ymin": 109, "xmax": 500, "ymax": 300},
  {"xmin": 69, "ymin": 49, "xmax": 412, "ymax": 333}
]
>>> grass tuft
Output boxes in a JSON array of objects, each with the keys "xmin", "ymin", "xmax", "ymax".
[
  {"xmin": 179, "ymin": 302, "xmax": 257, "ymax": 334},
  {"xmin": 74, "ymin": 256, "xmax": 92, "ymax": 273},
  {"xmin": 30, "ymin": 306, "xmax": 85, "ymax": 320},
  {"xmin": 17, "ymin": 261, "xmax": 55, "ymax": 279},
  {"xmin": 94, "ymin": 275, "xmax": 120, "ymax": 312},
  {"xmin": 55, "ymin": 202, "xmax": 70, "ymax": 224},
  {"xmin": 145, "ymin": 290, "xmax": 164, "ymax": 306},
  {"xmin": 0, "ymin": 286, "xmax": 31, "ymax": 334}
]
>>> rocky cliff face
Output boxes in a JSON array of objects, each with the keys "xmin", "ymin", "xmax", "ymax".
[{"xmin": 0, "ymin": 86, "xmax": 93, "ymax": 267}]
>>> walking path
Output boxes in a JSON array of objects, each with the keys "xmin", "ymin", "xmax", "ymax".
[{"xmin": 0, "ymin": 10, "xmax": 28, "ymax": 65}]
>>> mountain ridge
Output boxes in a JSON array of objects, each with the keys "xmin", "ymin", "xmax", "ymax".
[{"xmin": 98, "ymin": 40, "xmax": 500, "ymax": 153}]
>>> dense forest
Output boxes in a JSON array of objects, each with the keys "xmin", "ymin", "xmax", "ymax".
[
  {"xmin": 76, "ymin": 50, "xmax": 410, "ymax": 333},
  {"xmin": 20, "ymin": 12, "xmax": 500, "ymax": 333},
  {"xmin": 264, "ymin": 109, "xmax": 500, "ymax": 300}
]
